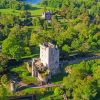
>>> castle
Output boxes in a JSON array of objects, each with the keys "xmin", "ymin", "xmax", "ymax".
[{"xmin": 29, "ymin": 43, "xmax": 59, "ymax": 82}]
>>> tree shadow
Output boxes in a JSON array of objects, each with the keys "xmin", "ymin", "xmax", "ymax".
[
  {"xmin": 30, "ymin": 6, "xmax": 41, "ymax": 10},
  {"xmin": 50, "ymin": 73, "xmax": 67, "ymax": 83}
]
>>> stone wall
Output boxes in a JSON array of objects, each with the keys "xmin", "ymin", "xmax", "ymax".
[
  {"xmin": 10, "ymin": 81, "xmax": 16, "ymax": 93},
  {"xmin": 38, "ymin": 73, "xmax": 48, "ymax": 83}
]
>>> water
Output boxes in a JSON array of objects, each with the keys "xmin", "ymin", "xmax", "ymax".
[{"xmin": 24, "ymin": 0, "xmax": 41, "ymax": 4}]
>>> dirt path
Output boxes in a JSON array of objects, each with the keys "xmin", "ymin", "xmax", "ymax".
[{"xmin": 18, "ymin": 82, "xmax": 63, "ymax": 89}]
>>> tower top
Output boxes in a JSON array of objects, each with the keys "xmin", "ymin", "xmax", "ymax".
[{"xmin": 40, "ymin": 42, "xmax": 58, "ymax": 49}]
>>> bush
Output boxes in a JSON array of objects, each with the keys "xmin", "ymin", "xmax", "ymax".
[
  {"xmin": 21, "ymin": 71, "xmax": 30, "ymax": 77},
  {"xmin": 22, "ymin": 76, "xmax": 37, "ymax": 84},
  {"xmin": 54, "ymin": 87, "xmax": 64, "ymax": 96},
  {"xmin": 0, "ymin": 55, "xmax": 8, "ymax": 73},
  {"xmin": 1, "ymin": 74, "xmax": 9, "ymax": 85}
]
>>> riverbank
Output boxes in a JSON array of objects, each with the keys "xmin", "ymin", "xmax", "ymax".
[{"xmin": 23, "ymin": 0, "xmax": 41, "ymax": 4}]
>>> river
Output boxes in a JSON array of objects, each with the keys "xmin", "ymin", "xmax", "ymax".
[{"xmin": 23, "ymin": 0, "xmax": 41, "ymax": 4}]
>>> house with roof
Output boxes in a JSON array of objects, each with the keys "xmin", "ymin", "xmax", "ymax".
[{"xmin": 41, "ymin": 11, "xmax": 53, "ymax": 22}]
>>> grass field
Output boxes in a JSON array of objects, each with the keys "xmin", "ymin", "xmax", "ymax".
[
  {"xmin": 11, "ymin": 63, "xmax": 38, "ymax": 84},
  {"xmin": 0, "ymin": 5, "xmax": 51, "ymax": 16}
]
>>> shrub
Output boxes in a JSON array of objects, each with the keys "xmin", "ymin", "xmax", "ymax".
[
  {"xmin": 22, "ymin": 76, "xmax": 38, "ymax": 84},
  {"xmin": 54, "ymin": 87, "xmax": 64, "ymax": 96},
  {"xmin": 1, "ymin": 74, "xmax": 9, "ymax": 85}
]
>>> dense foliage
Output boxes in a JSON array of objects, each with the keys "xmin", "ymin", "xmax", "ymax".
[
  {"xmin": 0, "ymin": 0, "xmax": 100, "ymax": 59},
  {"xmin": 0, "ymin": 55, "xmax": 8, "ymax": 73},
  {"xmin": 41, "ymin": 0, "xmax": 100, "ymax": 51},
  {"xmin": 0, "ymin": 0, "xmax": 31, "ymax": 10},
  {"xmin": 0, "ymin": 0, "xmax": 100, "ymax": 99},
  {"xmin": 2, "ymin": 26, "xmax": 31, "ymax": 59},
  {"xmin": 63, "ymin": 60, "xmax": 100, "ymax": 100},
  {"xmin": 38, "ymin": 60, "xmax": 100, "ymax": 100}
]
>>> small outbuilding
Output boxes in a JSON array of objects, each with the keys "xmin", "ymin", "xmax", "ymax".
[{"xmin": 41, "ymin": 11, "xmax": 53, "ymax": 21}]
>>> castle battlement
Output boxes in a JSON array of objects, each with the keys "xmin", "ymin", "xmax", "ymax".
[{"xmin": 40, "ymin": 43, "xmax": 58, "ymax": 49}]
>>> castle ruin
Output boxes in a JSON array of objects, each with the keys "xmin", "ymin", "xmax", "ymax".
[{"xmin": 28, "ymin": 43, "xmax": 59, "ymax": 82}]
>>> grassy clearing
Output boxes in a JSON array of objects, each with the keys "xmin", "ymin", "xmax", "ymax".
[
  {"xmin": 30, "ymin": 4, "xmax": 44, "ymax": 15},
  {"xmin": 15, "ymin": 88, "xmax": 46, "ymax": 96},
  {"xmin": 0, "ymin": 9, "xmax": 21, "ymax": 15},
  {"xmin": 0, "ymin": 8, "xmax": 43, "ymax": 16},
  {"xmin": 0, "ymin": 4, "xmax": 53, "ymax": 16},
  {"xmin": 0, "ymin": 5, "xmax": 43, "ymax": 16},
  {"xmin": 11, "ymin": 63, "xmax": 38, "ymax": 84}
]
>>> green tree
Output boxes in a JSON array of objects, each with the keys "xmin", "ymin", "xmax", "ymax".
[
  {"xmin": 73, "ymin": 79, "xmax": 97, "ymax": 100},
  {"xmin": 97, "ymin": 40, "xmax": 100, "ymax": 46},
  {"xmin": 43, "ymin": 21, "xmax": 48, "ymax": 30},
  {"xmin": 0, "ymin": 55, "xmax": 8, "ymax": 73},
  {"xmin": 71, "ymin": 39, "xmax": 80, "ymax": 49},
  {"xmin": 79, "ymin": 43, "xmax": 90, "ymax": 53},
  {"xmin": 2, "ymin": 26, "xmax": 30, "ymax": 59},
  {"xmin": 54, "ymin": 87, "xmax": 64, "ymax": 96},
  {"xmin": 1, "ymin": 74, "xmax": 9, "ymax": 86},
  {"xmin": 62, "ymin": 44, "xmax": 70, "ymax": 53},
  {"xmin": 0, "ymin": 87, "xmax": 8, "ymax": 100},
  {"xmin": 29, "ymin": 33, "xmax": 39, "ymax": 46}
]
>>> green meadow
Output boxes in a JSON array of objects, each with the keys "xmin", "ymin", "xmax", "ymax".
[{"xmin": 0, "ymin": 5, "xmax": 52, "ymax": 16}]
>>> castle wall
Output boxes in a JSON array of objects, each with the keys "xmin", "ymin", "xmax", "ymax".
[
  {"xmin": 48, "ymin": 48, "xmax": 59, "ymax": 75},
  {"xmin": 40, "ymin": 45, "xmax": 49, "ymax": 66},
  {"xmin": 32, "ymin": 59, "xmax": 38, "ymax": 77}
]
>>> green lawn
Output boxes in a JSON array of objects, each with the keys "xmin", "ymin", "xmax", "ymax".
[
  {"xmin": 30, "ymin": 4, "xmax": 45, "ymax": 15},
  {"xmin": 0, "ymin": 9, "xmax": 21, "ymax": 15},
  {"xmin": 0, "ymin": 8, "xmax": 43, "ymax": 16},
  {"xmin": 11, "ymin": 63, "xmax": 38, "ymax": 84},
  {"xmin": 0, "ymin": 5, "xmax": 44, "ymax": 16}
]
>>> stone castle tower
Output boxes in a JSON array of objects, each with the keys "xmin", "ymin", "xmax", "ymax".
[{"xmin": 40, "ymin": 43, "xmax": 59, "ymax": 75}]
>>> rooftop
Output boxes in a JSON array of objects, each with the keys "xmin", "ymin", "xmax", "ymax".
[{"xmin": 40, "ymin": 43, "xmax": 58, "ymax": 48}]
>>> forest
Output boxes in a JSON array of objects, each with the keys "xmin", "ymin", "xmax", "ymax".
[
  {"xmin": 0, "ymin": 0, "xmax": 100, "ymax": 59},
  {"xmin": 0, "ymin": 0, "xmax": 31, "ymax": 10},
  {"xmin": 0, "ymin": 0, "xmax": 100, "ymax": 99},
  {"xmin": 42, "ymin": 59, "xmax": 100, "ymax": 100}
]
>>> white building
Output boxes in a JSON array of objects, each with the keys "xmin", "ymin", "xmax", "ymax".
[
  {"xmin": 41, "ymin": 11, "xmax": 53, "ymax": 21},
  {"xmin": 40, "ymin": 43, "xmax": 59, "ymax": 75}
]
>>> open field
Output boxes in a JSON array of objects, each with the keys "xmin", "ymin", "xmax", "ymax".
[{"xmin": 0, "ymin": 5, "xmax": 52, "ymax": 16}]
